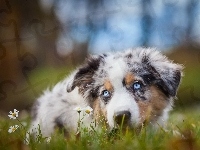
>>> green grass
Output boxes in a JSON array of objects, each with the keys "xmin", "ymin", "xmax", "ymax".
[
  {"xmin": 167, "ymin": 48, "xmax": 200, "ymax": 108},
  {"xmin": 1, "ymin": 108, "xmax": 200, "ymax": 150}
]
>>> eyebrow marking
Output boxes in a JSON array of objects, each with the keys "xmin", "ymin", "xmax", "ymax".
[
  {"xmin": 125, "ymin": 73, "xmax": 136, "ymax": 86},
  {"xmin": 104, "ymin": 80, "xmax": 113, "ymax": 91}
]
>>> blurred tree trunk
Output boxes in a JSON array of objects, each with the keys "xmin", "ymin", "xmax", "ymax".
[
  {"xmin": 185, "ymin": 0, "xmax": 198, "ymax": 44},
  {"xmin": 141, "ymin": 0, "xmax": 152, "ymax": 47}
]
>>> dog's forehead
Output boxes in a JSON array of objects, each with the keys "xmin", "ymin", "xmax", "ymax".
[
  {"xmin": 106, "ymin": 56, "xmax": 127, "ymax": 83},
  {"xmin": 97, "ymin": 53, "xmax": 143, "ymax": 88}
]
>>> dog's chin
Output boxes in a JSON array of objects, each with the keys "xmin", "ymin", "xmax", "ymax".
[
  {"xmin": 111, "ymin": 121, "xmax": 137, "ymax": 130},
  {"xmin": 109, "ymin": 121, "xmax": 144, "ymax": 136}
]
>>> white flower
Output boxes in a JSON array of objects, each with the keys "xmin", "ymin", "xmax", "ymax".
[
  {"xmin": 73, "ymin": 107, "xmax": 83, "ymax": 113},
  {"xmin": 8, "ymin": 109, "xmax": 19, "ymax": 119},
  {"xmin": 84, "ymin": 106, "xmax": 93, "ymax": 116},
  {"xmin": 8, "ymin": 125, "xmax": 19, "ymax": 133},
  {"xmin": 46, "ymin": 137, "xmax": 51, "ymax": 143}
]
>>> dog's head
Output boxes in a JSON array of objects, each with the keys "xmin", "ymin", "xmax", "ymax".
[{"xmin": 67, "ymin": 48, "xmax": 183, "ymax": 128}]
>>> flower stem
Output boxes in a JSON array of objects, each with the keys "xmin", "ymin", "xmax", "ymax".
[{"xmin": 17, "ymin": 118, "xmax": 25, "ymax": 129}]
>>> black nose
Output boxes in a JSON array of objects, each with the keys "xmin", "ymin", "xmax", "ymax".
[{"xmin": 114, "ymin": 111, "xmax": 131, "ymax": 125}]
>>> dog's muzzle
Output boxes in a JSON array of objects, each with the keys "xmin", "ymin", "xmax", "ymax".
[{"xmin": 114, "ymin": 110, "xmax": 131, "ymax": 126}]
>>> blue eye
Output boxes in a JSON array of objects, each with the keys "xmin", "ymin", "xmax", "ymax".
[
  {"xmin": 133, "ymin": 82, "xmax": 142, "ymax": 90},
  {"xmin": 102, "ymin": 90, "xmax": 110, "ymax": 97}
]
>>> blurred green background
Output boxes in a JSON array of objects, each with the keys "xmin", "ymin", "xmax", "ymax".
[{"xmin": 0, "ymin": 0, "xmax": 200, "ymax": 115}]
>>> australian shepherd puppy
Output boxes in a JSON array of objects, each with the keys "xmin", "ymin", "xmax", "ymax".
[{"xmin": 28, "ymin": 48, "xmax": 183, "ymax": 138}]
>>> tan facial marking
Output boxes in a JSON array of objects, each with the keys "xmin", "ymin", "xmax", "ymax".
[
  {"xmin": 125, "ymin": 73, "xmax": 135, "ymax": 86},
  {"xmin": 93, "ymin": 99, "xmax": 101, "ymax": 120},
  {"xmin": 138, "ymin": 101, "xmax": 152, "ymax": 123},
  {"xmin": 104, "ymin": 80, "xmax": 113, "ymax": 91},
  {"xmin": 93, "ymin": 98, "xmax": 107, "ymax": 121},
  {"xmin": 137, "ymin": 85, "xmax": 169, "ymax": 124}
]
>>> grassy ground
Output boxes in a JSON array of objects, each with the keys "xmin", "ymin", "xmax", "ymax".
[{"xmin": 0, "ymin": 108, "xmax": 200, "ymax": 150}]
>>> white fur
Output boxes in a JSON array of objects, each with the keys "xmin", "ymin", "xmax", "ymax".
[
  {"xmin": 106, "ymin": 88, "xmax": 140, "ymax": 127},
  {"xmin": 28, "ymin": 74, "xmax": 91, "ymax": 138}
]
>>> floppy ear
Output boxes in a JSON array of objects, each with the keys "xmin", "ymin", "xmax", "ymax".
[
  {"xmin": 67, "ymin": 55, "xmax": 102, "ymax": 94},
  {"xmin": 142, "ymin": 50, "xmax": 183, "ymax": 97},
  {"xmin": 153, "ymin": 64, "xmax": 183, "ymax": 97}
]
